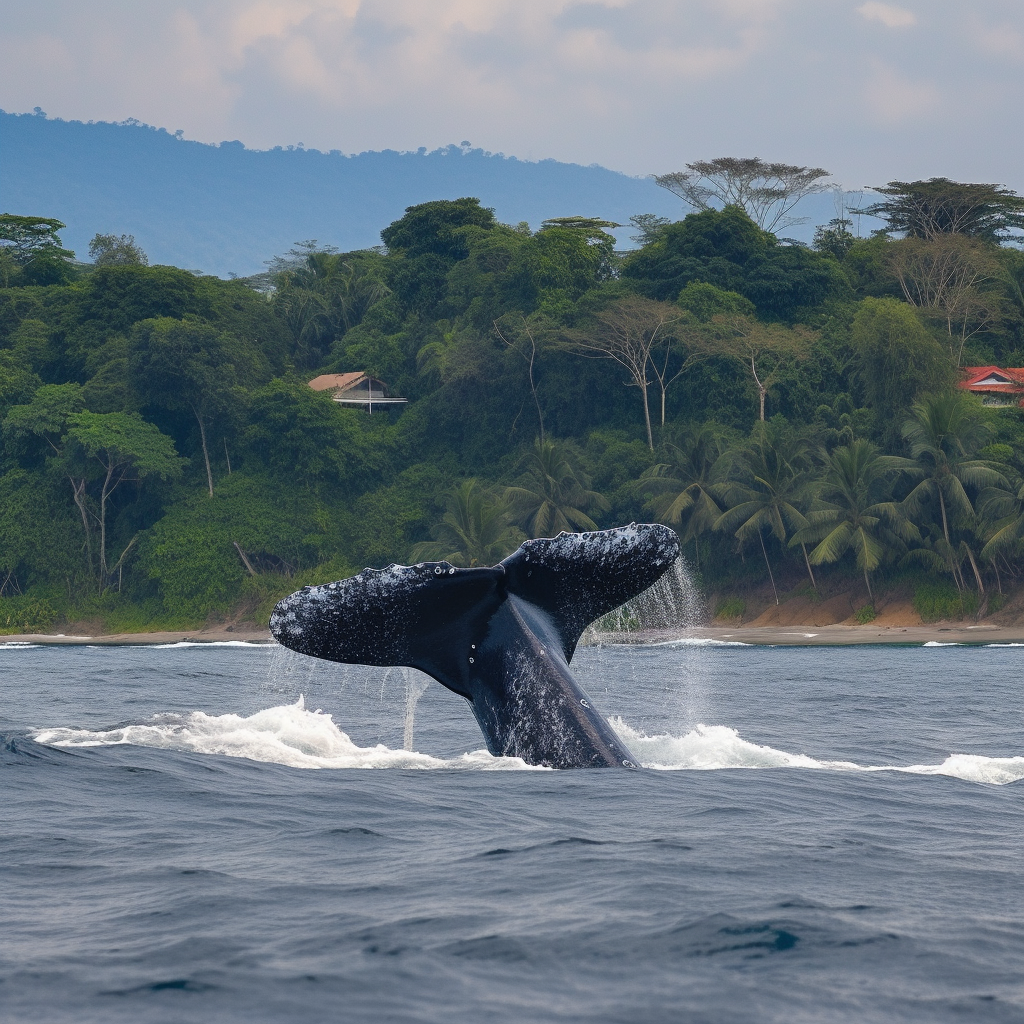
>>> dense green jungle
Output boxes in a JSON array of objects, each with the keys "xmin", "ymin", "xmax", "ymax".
[{"xmin": 4, "ymin": 175, "xmax": 1024, "ymax": 633}]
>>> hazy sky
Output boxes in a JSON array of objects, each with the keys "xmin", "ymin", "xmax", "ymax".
[{"xmin": 3, "ymin": 1, "xmax": 1023, "ymax": 188}]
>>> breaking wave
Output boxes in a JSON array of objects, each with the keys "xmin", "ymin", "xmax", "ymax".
[
  {"xmin": 610, "ymin": 719, "xmax": 1024, "ymax": 785},
  {"xmin": 30, "ymin": 698, "xmax": 1024, "ymax": 785},
  {"xmin": 33, "ymin": 696, "xmax": 538, "ymax": 771}
]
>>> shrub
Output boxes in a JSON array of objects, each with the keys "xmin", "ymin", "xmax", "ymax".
[
  {"xmin": 913, "ymin": 582, "xmax": 978, "ymax": 622},
  {"xmin": 715, "ymin": 597, "xmax": 745, "ymax": 621},
  {"xmin": 0, "ymin": 596, "xmax": 57, "ymax": 634},
  {"xmin": 854, "ymin": 603, "xmax": 876, "ymax": 624}
]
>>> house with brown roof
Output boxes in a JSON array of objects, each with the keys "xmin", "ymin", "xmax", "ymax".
[
  {"xmin": 959, "ymin": 366, "xmax": 1024, "ymax": 407},
  {"xmin": 308, "ymin": 372, "xmax": 407, "ymax": 412}
]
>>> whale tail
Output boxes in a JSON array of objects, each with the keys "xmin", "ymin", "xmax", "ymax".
[{"xmin": 270, "ymin": 524, "xmax": 679, "ymax": 697}]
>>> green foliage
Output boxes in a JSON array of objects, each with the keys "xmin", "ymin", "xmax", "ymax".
[
  {"xmin": 854, "ymin": 603, "xmax": 876, "ymax": 624},
  {"xmin": 89, "ymin": 233, "xmax": 148, "ymax": 266},
  {"xmin": 0, "ymin": 214, "xmax": 76, "ymax": 286},
  {"xmin": 913, "ymin": 581, "xmax": 978, "ymax": 622},
  {"xmin": 862, "ymin": 179, "xmax": 1024, "ymax": 243},
  {"xmin": 715, "ymin": 597, "xmax": 745, "ymax": 620},
  {"xmin": 850, "ymin": 298, "xmax": 952, "ymax": 445},
  {"xmin": 140, "ymin": 473, "xmax": 343, "ymax": 618},
  {"xmin": 411, "ymin": 479, "xmax": 524, "ymax": 567},
  {"xmin": 7, "ymin": 188, "xmax": 1024, "ymax": 628},
  {"xmin": 506, "ymin": 438, "xmax": 608, "ymax": 538},
  {"xmin": 0, "ymin": 595, "xmax": 57, "ymax": 634}
]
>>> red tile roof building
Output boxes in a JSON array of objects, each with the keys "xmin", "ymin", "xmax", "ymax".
[
  {"xmin": 307, "ymin": 372, "xmax": 408, "ymax": 411},
  {"xmin": 959, "ymin": 367, "xmax": 1024, "ymax": 407}
]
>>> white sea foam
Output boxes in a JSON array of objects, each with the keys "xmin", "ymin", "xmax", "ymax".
[
  {"xmin": 0, "ymin": 641, "xmax": 38, "ymax": 649},
  {"xmin": 923, "ymin": 641, "xmax": 962, "ymax": 646},
  {"xmin": 138, "ymin": 640, "xmax": 276, "ymax": 649},
  {"xmin": 31, "ymin": 699, "xmax": 1023, "ymax": 784},
  {"xmin": 609, "ymin": 719, "xmax": 1024, "ymax": 785},
  {"xmin": 33, "ymin": 696, "xmax": 538, "ymax": 771},
  {"xmin": 644, "ymin": 637, "xmax": 750, "ymax": 647}
]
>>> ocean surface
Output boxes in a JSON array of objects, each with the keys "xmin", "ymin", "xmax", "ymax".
[{"xmin": 3, "ymin": 638, "xmax": 1023, "ymax": 1023}]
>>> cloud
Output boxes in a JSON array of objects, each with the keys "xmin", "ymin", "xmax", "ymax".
[
  {"xmin": 0, "ymin": 1, "xmax": 1022, "ymax": 190},
  {"xmin": 862, "ymin": 60, "xmax": 938, "ymax": 124},
  {"xmin": 856, "ymin": 2, "xmax": 916, "ymax": 29}
]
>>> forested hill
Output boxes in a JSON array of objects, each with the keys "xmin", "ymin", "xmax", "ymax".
[
  {"xmin": 3, "ymin": 188, "xmax": 1024, "ymax": 635},
  {"xmin": 0, "ymin": 110, "xmax": 687, "ymax": 276}
]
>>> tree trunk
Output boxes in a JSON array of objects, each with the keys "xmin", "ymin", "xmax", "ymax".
[
  {"xmin": 640, "ymin": 383, "xmax": 654, "ymax": 450},
  {"xmin": 224, "ymin": 438, "xmax": 232, "ymax": 476},
  {"xmin": 938, "ymin": 488, "xmax": 950, "ymax": 546},
  {"xmin": 69, "ymin": 477, "xmax": 94, "ymax": 574},
  {"xmin": 527, "ymin": 340, "xmax": 544, "ymax": 443},
  {"xmin": 965, "ymin": 545, "xmax": 985, "ymax": 595},
  {"xmin": 193, "ymin": 404, "xmax": 214, "ymax": 497},
  {"xmin": 863, "ymin": 565, "xmax": 874, "ymax": 602},
  {"xmin": 98, "ymin": 461, "xmax": 115, "ymax": 584},
  {"xmin": 759, "ymin": 530, "xmax": 779, "ymax": 605},
  {"xmin": 801, "ymin": 542, "xmax": 816, "ymax": 590}
]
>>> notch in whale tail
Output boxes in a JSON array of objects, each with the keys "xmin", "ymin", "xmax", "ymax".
[{"xmin": 270, "ymin": 524, "xmax": 680, "ymax": 691}]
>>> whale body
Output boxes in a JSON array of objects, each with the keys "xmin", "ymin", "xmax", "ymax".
[{"xmin": 270, "ymin": 524, "xmax": 680, "ymax": 768}]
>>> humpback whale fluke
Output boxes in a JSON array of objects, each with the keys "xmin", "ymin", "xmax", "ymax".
[{"xmin": 270, "ymin": 524, "xmax": 680, "ymax": 768}]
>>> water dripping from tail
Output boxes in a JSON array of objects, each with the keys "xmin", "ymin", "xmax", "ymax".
[
  {"xmin": 402, "ymin": 669, "xmax": 430, "ymax": 751},
  {"xmin": 582, "ymin": 555, "xmax": 704, "ymax": 644}
]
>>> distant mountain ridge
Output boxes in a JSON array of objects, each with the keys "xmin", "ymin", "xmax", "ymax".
[{"xmin": 1, "ymin": 110, "xmax": 690, "ymax": 276}]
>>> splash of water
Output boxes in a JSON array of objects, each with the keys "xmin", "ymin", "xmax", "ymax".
[
  {"xmin": 402, "ymin": 669, "xmax": 430, "ymax": 751},
  {"xmin": 582, "ymin": 556, "xmax": 703, "ymax": 645},
  {"xmin": 31, "ymin": 698, "xmax": 1024, "ymax": 785}
]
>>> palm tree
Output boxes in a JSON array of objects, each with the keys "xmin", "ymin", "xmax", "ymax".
[
  {"xmin": 977, "ymin": 474, "xmax": 1024, "ymax": 592},
  {"xmin": 791, "ymin": 439, "xmax": 917, "ymax": 601},
  {"xmin": 411, "ymin": 479, "xmax": 525, "ymax": 567},
  {"xmin": 901, "ymin": 392, "xmax": 1005, "ymax": 590},
  {"xmin": 505, "ymin": 439, "xmax": 608, "ymax": 538},
  {"xmin": 639, "ymin": 423, "xmax": 728, "ymax": 567},
  {"xmin": 714, "ymin": 427, "xmax": 811, "ymax": 603}
]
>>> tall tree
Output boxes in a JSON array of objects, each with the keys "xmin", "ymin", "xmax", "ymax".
[
  {"xmin": 89, "ymin": 233, "xmax": 149, "ymax": 266},
  {"xmin": 130, "ymin": 318, "xmax": 259, "ymax": 497},
  {"xmin": 562, "ymin": 296, "xmax": 684, "ymax": 449},
  {"xmin": 715, "ymin": 427, "xmax": 812, "ymax": 601},
  {"xmin": 709, "ymin": 316, "xmax": 813, "ymax": 421},
  {"xmin": 901, "ymin": 393, "xmax": 1004, "ymax": 591},
  {"xmin": 0, "ymin": 214, "xmax": 76, "ymax": 285},
  {"xmin": 791, "ymin": 439, "xmax": 916, "ymax": 600},
  {"xmin": 654, "ymin": 158, "xmax": 831, "ymax": 233},
  {"xmin": 888, "ymin": 236, "xmax": 1002, "ymax": 364},
  {"xmin": 493, "ymin": 313, "xmax": 545, "ymax": 443},
  {"xmin": 861, "ymin": 179, "xmax": 1024, "ymax": 243},
  {"xmin": 411, "ymin": 480, "xmax": 524, "ymax": 567},
  {"xmin": 849, "ymin": 298, "xmax": 952, "ymax": 447},
  {"xmin": 65, "ymin": 412, "xmax": 184, "ymax": 584},
  {"xmin": 640, "ymin": 423, "xmax": 728, "ymax": 567},
  {"xmin": 505, "ymin": 438, "xmax": 608, "ymax": 538},
  {"xmin": 3, "ymin": 384, "xmax": 92, "ymax": 570}
]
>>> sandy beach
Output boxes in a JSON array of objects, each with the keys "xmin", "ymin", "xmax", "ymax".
[{"xmin": 9, "ymin": 623, "xmax": 1024, "ymax": 646}]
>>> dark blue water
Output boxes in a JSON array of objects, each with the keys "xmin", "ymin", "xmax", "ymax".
[{"xmin": 3, "ymin": 639, "xmax": 1023, "ymax": 1023}]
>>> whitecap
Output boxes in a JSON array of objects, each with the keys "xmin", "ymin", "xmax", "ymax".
[
  {"xmin": 33, "ymin": 696, "xmax": 541, "ymax": 771},
  {"xmin": 609, "ymin": 719, "xmax": 1023, "ymax": 785},
  {"xmin": 136, "ymin": 640, "xmax": 276, "ymax": 649},
  {"xmin": 645, "ymin": 637, "xmax": 750, "ymax": 647},
  {"xmin": 0, "ymin": 641, "xmax": 39, "ymax": 649},
  {"xmin": 923, "ymin": 641, "xmax": 962, "ymax": 646}
]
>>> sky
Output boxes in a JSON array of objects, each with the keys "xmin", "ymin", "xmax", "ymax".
[{"xmin": 3, "ymin": 0, "xmax": 1023, "ymax": 190}]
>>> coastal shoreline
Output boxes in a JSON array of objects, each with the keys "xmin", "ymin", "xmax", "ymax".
[{"xmin": 7, "ymin": 624, "xmax": 1024, "ymax": 647}]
